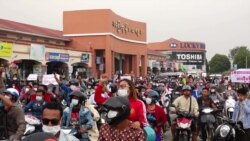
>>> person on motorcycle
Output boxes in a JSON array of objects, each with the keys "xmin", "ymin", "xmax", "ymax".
[
  {"xmin": 117, "ymin": 79, "xmax": 148, "ymax": 128},
  {"xmin": 145, "ymin": 90, "xmax": 167, "ymax": 141},
  {"xmin": 209, "ymin": 85, "xmax": 224, "ymax": 102},
  {"xmin": 232, "ymin": 88, "xmax": 250, "ymax": 141},
  {"xmin": 223, "ymin": 85, "xmax": 238, "ymax": 100},
  {"xmin": 24, "ymin": 90, "xmax": 46, "ymax": 120},
  {"xmin": 62, "ymin": 91, "xmax": 93, "ymax": 141},
  {"xmin": 42, "ymin": 102, "xmax": 79, "ymax": 141},
  {"xmin": 98, "ymin": 96, "xmax": 145, "ymax": 141},
  {"xmin": 171, "ymin": 85, "xmax": 199, "ymax": 141},
  {"xmin": 1, "ymin": 88, "xmax": 26, "ymax": 141},
  {"xmin": 197, "ymin": 87, "xmax": 217, "ymax": 141}
]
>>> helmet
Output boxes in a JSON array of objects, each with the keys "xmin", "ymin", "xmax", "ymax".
[
  {"xmin": 182, "ymin": 85, "xmax": 192, "ymax": 91},
  {"xmin": 146, "ymin": 90, "xmax": 159, "ymax": 103},
  {"xmin": 144, "ymin": 126, "xmax": 156, "ymax": 141},
  {"xmin": 4, "ymin": 88, "xmax": 19, "ymax": 99},
  {"xmin": 103, "ymin": 96, "xmax": 130, "ymax": 125}
]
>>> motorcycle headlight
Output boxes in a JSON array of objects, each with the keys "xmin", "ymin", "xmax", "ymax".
[{"xmin": 220, "ymin": 125, "xmax": 230, "ymax": 138}]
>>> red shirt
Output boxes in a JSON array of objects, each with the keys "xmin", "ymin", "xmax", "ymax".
[
  {"xmin": 94, "ymin": 84, "xmax": 110, "ymax": 106},
  {"xmin": 128, "ymin": 97, "xmax": 148, "ymax": 127},
  {"xmin": 146, "ymin": 105, "xmax": 167, "ymax": 133}
]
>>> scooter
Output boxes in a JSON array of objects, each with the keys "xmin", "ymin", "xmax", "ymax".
[
  {"xmin": 213, "ymin": 116, "xmax": 245, "ymax": 141},
  {"xmin": 224, "ymin": 96, "xmax": 236, "ymax": 119},
  {"xmin": 200, "ymin": 107, "xmax": 216, "ymax": 141}
]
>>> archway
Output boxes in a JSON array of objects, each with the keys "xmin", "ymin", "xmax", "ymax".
[
  {"xmin": 46, "ymin": 61, "xmax": 68, "ymax": 79},
  {"xmin": 71, "ymin": 62, "xmax": 89, "ymax": 78}
]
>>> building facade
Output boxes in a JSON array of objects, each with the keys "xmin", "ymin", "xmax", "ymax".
[{"xmin": 63, "ymin": 9, "xmax": 148, "ymax": 78}]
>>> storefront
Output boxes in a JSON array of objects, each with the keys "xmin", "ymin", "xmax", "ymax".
[
  {"xmin": 148, "ymin": 38, "xmax": 206, "ymax": 74},
  {"xmin": 63, "ymin": 9, "xmax": 148, "ymax": 78}
]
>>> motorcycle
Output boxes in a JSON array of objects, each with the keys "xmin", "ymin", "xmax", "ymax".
[
  {"xmin": 174, "ymin": 110, "xmax": 194, "ymax": 141},
  {"xmin": 213, "ymin": 116, "xmax": 244, "ymax": 141},
  {"xmin": 200, "ymin": 107, "xmax": 216, "ymax": 141},
  {"xmin": 24, "ymin": 114, "xmax": 41, "ymax": 135},
  {"xmin": 224, "ymin": 96, "xmax": 236, "ymax": 119}
]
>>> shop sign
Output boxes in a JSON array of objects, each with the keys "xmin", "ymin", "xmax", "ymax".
[
  {"xmin": 30, "ymin": 44, "xmax": 45, "ymax": 61},
  {"xmin": 0, "ymin": 42, "xmax": 13, "ymax": 57},
  {"xmin": 112, "ymin": 20, "xmax": 142, "ymax": 37},
  {"xmin": 172, "ymin": 52, "xmax": 204, "ymax": 65},
  {"xmin": 180, "ymin": 42, "xmax": 206, "ymax": 49},
  {"xmin": 42, "ymin": 74, "xmax": 60, "ymax": 85},
  {"xmin": 46, "ymin": 52, "xmax": 69, "ymax": 62},
  {"xmin": 81, "ymin": 53, "xmax": 89, "ymax": 63}
]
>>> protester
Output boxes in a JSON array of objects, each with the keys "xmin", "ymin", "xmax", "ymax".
[{"xmin": 98, "ymin": 96, "xmax": 145, "ymax": 141}]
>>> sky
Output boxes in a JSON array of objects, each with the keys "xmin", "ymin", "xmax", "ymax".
[{"xmin": 0, "ymin": 0, "xmax": 250, "ymax": 61}]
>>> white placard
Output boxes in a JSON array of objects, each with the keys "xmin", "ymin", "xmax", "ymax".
[
  {"xmin": 27, "ymin": 74, "xmax": 38, "ymax": 81},
  {"xmin": 120, "ymin": 75, "xmax": 132, "ymax": 80},
  {"xmin": 42, "ymin": 74, "xmax": 59, "ymax": 85},
  {"xmin": 231, "ymin": 69, "xmax": 250, "ymax": 83}
]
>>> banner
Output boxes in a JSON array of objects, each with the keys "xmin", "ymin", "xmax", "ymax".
[
  {"xmin": 27, "ymin": 74, "xmax": 38, "ymax": 81},
  {"xmin": 172, "ymin": 52, "xmax": 204, "ymax": 65},
  {"xmin": 42, "ymin": 74, "xmax": 59, "ymax": 85},
  {"xmin": 0, "ymin": 42, "xmax": 13, "ymax": 57},
  {"xmin": 231, "ymin": 69, "xmax": 250, "ymax": 83},
  {"xmin": 30, "ymin": 44, "xmax": 45, "ymax": 61}
]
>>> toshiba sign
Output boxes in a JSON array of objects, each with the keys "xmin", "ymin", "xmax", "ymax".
[{"xmin": 172, "ymin": 52, "xmax": 204, "ymax": 65}]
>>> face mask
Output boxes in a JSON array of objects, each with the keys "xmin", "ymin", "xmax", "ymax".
[
  {"xmin": 13, "ymin": 77, "xmax": 17, "ymax": 80},
  {"xmin": 71, "ymin": 99, "xmax": 79, "ymax": 106},
  {"xmin": 228, "ymin": 87, "xmax": 232, "ymax": 90},
  {"xmin": 34, "ymin": 88, "xmax": 38, "ymax": 91},
  {"xmin": 145, "ymin": 97, "xmax": 152, "ymax": 105},
  {"xmin": 211, "ymin": 89, "xmax": 215, "ymax": 93},
  {"xmin": 70, "ymin": 85, "xmax": 76, "ymax": 91},
  {"xmin": 25, "ymin": 88, "xmax": 30, "ymax": 93},
  {"xmin": 42, "ymin": 125, "xmax": 60, "ymax": 135},
  {"xmin": 117, "ymin": 89, "xmax": 129, "ymax": 97},
  {"xmin": 36, "ymin": 96, "xmax": 43, "ymax": 102},
  {"xmin": 107, "ymin": 110, "xmax": 118, "ymax": 118}
]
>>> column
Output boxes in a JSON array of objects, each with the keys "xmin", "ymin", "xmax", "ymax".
[
  {"xmin": 141, "ymin": 55, "xmax": 147, "ymax": 76},
  {"xmin": 132, "ymin": 55, "xmax": 140, "ymax": 77},
  {"xmin": 105, "ymin": 49, "xmax": 112, "ymax": 78}
]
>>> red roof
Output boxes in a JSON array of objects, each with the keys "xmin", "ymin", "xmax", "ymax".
[{"xmin": 0, "ymin": 19, "xmax": 69, "ymax": 40}]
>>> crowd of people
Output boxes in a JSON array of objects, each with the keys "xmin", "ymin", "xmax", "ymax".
[{"xmin": 0, "ymin": 71, "xmax": 250, "ymax": 141}]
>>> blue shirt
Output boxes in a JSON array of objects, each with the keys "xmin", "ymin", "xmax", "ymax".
[{"xmin": 232, "ymin": 99, "xmax": 250, "ymax": 129}]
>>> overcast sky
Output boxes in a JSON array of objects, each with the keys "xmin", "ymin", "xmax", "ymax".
[{"xmin": 0, "ymin": 0, "xmax": 250, "ymax": 61}]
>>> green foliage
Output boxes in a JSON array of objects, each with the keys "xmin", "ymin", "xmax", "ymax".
[
  {"xmin": 233, "ymin": 47, "xmax": 250, "ymax": 68},
  {"xmin": 209, "ymin": 54, "xmax": 230, "ymax": 73}
]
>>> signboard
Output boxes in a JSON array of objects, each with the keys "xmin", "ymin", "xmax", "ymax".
[
  {"xmin": 30, "ymin": 44, "xmax": 45, "ymax": 61},
  {"xmin": 231, "ymin": 69, "xmax": 250, "ymax": 83},
  {"xmin": 45, "ymin": 52, "xmax": 69, "ymax": 62},
  {"xmin": 27, "ymin": 74, "xmax": 38, "ymax": 81},
  {"xmin": 42, "ymin": 74, "xmax": 59, "ymax": 85},
  {"xmin": 120, "ymin": 75, "xmax": 132, "ymax": 80},
  {"xmin": 172, "ymin": 52, "xmax": 204, "ymax": 65},
  {"xmin": 0, "ymin": 42, "xmax": 12, "ymax": 57},
  {"xmin": 81, "ymin": 53, "xmax": 89, "ymax": 63}
]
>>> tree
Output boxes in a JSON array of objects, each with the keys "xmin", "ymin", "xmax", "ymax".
[
  {"xmin": 233, "ymin": 47, "xmax": 250, "ymax": 68},
  {"xmin": 209, "ymin": 54, "xmax": 230, "ymax": 73},
  {"xmin": 229, "ymin": 46, "xmax": 247, "ymax": 60}
]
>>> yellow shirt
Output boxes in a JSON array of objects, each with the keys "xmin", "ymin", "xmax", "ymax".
[{"xmin": 173, "ymin": 95, "xmax": 199, "ymax": 117}]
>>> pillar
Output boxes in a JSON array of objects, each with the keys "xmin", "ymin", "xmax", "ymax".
[
  {"xmin": 141, "ymin": 55, "xmax": 147, "ymax": 76},
  {"xmin": 132, "ymin": 55, "xmax": 140, "ymax": 77}
]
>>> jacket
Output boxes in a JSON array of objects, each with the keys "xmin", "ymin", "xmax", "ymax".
[
  {"xmin": 232, "ymin": 99, "xmax": 250, "ymax": 129},
  {"xmin": 62, "ymin": 106, "xmax": 94, "ymax": 139},
  {"xmin": 24, "ymin": 101, "xmax": 46, "ymax": 119},
  {"xmin": 7, "ymin": 105, "xmax": 26, "ymax": 140}
]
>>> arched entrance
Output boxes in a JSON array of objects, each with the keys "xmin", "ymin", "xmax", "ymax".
[
  {"xmin": 71, "ymin": 62, "xmax": 89, "ymax": 78},
  {"xmin": 13, "ymin": 59, "xmax": 42, "ymax": 81},
  {"xmin": 46, "ymin": 61, "xmax": 69, "ymax": 79}
]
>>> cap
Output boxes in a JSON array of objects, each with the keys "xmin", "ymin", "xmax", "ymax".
[{"xmin": 182, "ymin": 85, "xmax": 191, "ymax": 91}]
